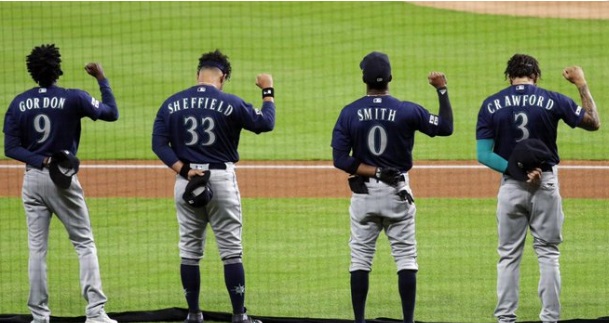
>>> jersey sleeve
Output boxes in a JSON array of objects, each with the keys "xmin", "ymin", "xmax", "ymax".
[
  {"xmin": 554, "ymin": 93, "xmax": 585, "ymax": 128},
  {"xmin": 330, "ymin": 109, "xmax": 352, "ymax": 151},
  {"xmin": 239, "ymin": 100, "xmax": 275, "ymax": 134},
  {"xmin": 476, "ymin": 101, "xmax": 494, "ymax": 140},
  {"xmin": 3, "ymin": 102, "xmax": 46, "ymax": 167},
  {"xmin": 151, "ymin": 105, "xmax": 179, "ymax": 167},
  {"xmin": 74, "ymin": 79, "xmax": 119, "ymax": 121},
  {"xmin": 331, "ymin": 109, "xmax": 360, "ymax": 174},
  {"xmin": 409, "ymin": 103, "xmax": 443, "ymax": 137}
]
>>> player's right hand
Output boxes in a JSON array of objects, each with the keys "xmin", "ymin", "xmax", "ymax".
[
  {"xmin": 428, "ymin": 72, "xmax": 447, "ymax": 89},
  {"xmin": 85, "ymin": 63, "xmax": 106, "ymax": 81},
  {"xmin": 562, "ymin": 66, "xmax": 586, "ymax": 86},
  {"xmin": 526, "ymin": 167, "xmax": 542, "ymax": 186},
  {"xmin": 256, "ymin": 74, "xmax": 273, "ymax": 89},
  {"xmin": 187, "ymin": 169, "xmax": 205, "ymax": 180}
]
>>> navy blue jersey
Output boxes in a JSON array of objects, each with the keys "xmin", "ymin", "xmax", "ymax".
[
  {"xmin": 331, "ymin": 95, "xmax": 442, "ymax": 172},
  {"xmin": 3, "ymin": 79, "xmax": 118, "ymax": 167},
  {"xmin": 476, "ymin": 84, "xmax": 584, "ymax": 164},
  {"xmin": 152, "ymin": 84, "xmax": 275, "ymax": 167}
]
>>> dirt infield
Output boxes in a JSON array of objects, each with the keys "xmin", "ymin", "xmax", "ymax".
[
  {"xmin": 1, "ymin": 160, "xmax": 608, "ymax": 199},
  {"xmin": 411, "ymin": 1, "xmax": 609, "ymax": 20}
]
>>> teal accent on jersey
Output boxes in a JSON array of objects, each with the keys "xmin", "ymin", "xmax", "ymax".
[{"xmin": 477, "ymin": 139, "xmax": 508, "ymax": 173}]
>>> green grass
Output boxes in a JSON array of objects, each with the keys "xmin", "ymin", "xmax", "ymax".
[
  {"xmin": 1, "ymin": 197, "xmax": 608, "ymax": 321},
  {"xmin": 1, "ymin": 2, "xmax": 608, "ymax": 161}
]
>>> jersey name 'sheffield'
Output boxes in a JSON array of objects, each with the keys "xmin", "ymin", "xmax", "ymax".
[
  {"xmin": 3, "ymin": 80, "xmax": 117, "ymax": 167},
  {"xmin": 476, "ymin": 84, "xmax": 584, "ymax": 164},
  {"xmin": 152, "ymin": 85, "xmax": 275, "ymax": 166},
  {"xmin": 332, "ymin": 95, "xmax": 443, "ymax": 172}
]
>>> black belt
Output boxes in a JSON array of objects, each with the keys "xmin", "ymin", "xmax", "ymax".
[
  {"xmin": 541, "ymin": 164, "xmax": 553, "ymax": 172},
  {"xmin": 362, "ymin": 173, "xmax": 406, "ymax": 182},
  {"xmin": 188, "ymin": 162, "xmax": 227, "ymax": 170},
  {"xmin": 208, "ymin": 163, "xmax": 227, "ymax": 170}
]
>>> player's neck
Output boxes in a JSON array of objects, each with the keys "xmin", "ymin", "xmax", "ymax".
[
  {"xmin": 510, "ymin": 76, "xmax": 536, "ymax": 86},
  {"xmin": 366, "ymin": 90, "xmax": 389, "ymax": 96},
  {"xmin": 197, "ymin": 71, "xmax": 224, "ymax": 90},
  {"xmin": 198, "ymin": 81, "xmax": 219, "ymax": 88}
]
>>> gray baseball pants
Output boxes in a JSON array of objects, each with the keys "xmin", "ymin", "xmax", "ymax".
[
  {"xmin": 22, "ymin": 167, "xmax": 108, "ymax": 322},
  {"xmin": 495, "ymin": 168, "xmax": 563, "ymax": 323}
]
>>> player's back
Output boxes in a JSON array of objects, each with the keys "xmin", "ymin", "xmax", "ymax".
[
  {"xmin": 477, "ymin": 84, "xmax": 584, "ymax": 163},
  {"xmin": 6, "ymin": 86, "xmax": 95, "ymax": 155},
  {"xmin": 156, "ymin": 84, "xmax": 264, "ymax": 163},
  {"xmin": 335, "ymin": 95, "xmax": 433, "ymax": 172}
]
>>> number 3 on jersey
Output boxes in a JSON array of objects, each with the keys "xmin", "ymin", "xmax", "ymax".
[
  {"xmin": 184, "ymin": 116, "xmax": 216, "ymax": 146},
  {"xmin": 513, "ymin": 112, "xmax": 530, "ymax": 142}
]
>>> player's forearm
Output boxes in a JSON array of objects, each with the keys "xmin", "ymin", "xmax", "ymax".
[
  {"xmin": 332, "ymin": 148, "xmax": 360, "ymax": 175},
  {"xmin": 436, "ymin": 87, "xmax": 453, "ymax": 136},
  {"xmin": 4, "ymin": 136, "xmax": 46, "ymax": 168},
  {"xmin": 151, "ymin": 135, "xmax": 179, "ymax": 168},
  {"xmin": 251, "ymin": 101, "xmax": 276, "ymax": 133},
  {"xmin": 476, "ymin": 139, "xmax": 508, "ymax": 173},
  {"xmin": 576, "ymin": 83, "xmax": 600, "ymax": 131},
  {"xmin": 96, "ymin": 79, "xmax": 119, "ymax": 121}
]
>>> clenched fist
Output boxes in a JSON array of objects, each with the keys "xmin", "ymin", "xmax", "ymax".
[
  {"xmin": 85, "ymin": 63, "xmax": 106, "ymax": 81},
  {"xmin": 562, "ymin": 66, "xmax": 586, "ymax": 87},
  {"xmin": 428, "ymin": 72, "xmax": 447, "ymax": 89},
  {"xmin": 256, "ymin": 74, "xmax": 273, "ymax": 89}
]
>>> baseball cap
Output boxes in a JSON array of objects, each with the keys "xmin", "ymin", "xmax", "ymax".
[
  {"xmin": 506, "ymin": 139, "xmax": 553, "ymax": 181},
  {"xmin": 48, "ymin": 150, "xmax": 80, "ymax": 189},
  {"xmin": 182, "ymin": 172, "xmax": 214, "ymax": 208},
  {"xmin": 360, "ymin": 51, "xmax": 392, "ymax": 84}
]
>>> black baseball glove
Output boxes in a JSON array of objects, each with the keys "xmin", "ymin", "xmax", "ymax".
[{"xmin": 375, "ymin": 167, "xmax": 402, "ymax": 186}]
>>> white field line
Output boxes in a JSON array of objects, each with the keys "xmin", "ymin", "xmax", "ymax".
[{"xmin": 1, "ymin": 164, "xmax": 609, "ymax": 170}]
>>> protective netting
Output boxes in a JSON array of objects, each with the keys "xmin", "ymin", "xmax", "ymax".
[{"xmin": 1, "ymin": 2, "xmax": 608, "ymax": 322}]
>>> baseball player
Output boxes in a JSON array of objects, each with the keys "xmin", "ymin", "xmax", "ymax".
[
  {"xmin": 476, "ymin": 53, "xmax": 601, "ymax": 323},
  {"xmin": 2, "ymin": 44, "xmax": 119, "ymax": 323},
  {"xmin": 331, "ymin": 51, "xmax": 454, "ymax": 323},
  {"xmin": 151, "ymin": 49, "xmax": 274, "ymax": 323}
]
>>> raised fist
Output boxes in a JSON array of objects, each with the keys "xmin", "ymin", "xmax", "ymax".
[
  {"xmin": 428, "ymin": 72, "xmax": 447, "ymax": 89},
  {"xmin": 562, "ymin": 66, "xmax": 586, "ymax": 86},
  {"xmin": 256, "ymin": 74, "xmax": 273, "ymax": 89},
  {"xmin": 84, "ymin": 63, "xmax": 106, "ymax": 81}
]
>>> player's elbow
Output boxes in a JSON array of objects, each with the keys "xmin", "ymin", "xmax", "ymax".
[
  {"xmin": 437, "ymin": 122, "xmax": 453, "ymax": 136},
  {"xmin": 590, "ymin": 120, "xmax": 601, "ymax": 131}
]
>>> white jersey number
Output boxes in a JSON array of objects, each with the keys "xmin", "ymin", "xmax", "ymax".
[
  {"xmin": 514, "ymin": 112, "xmax": 530, "ymax": 142},
  {"xmin": 184, "ymin": 116, "xmax": 216, "ymax": 146},
  {"xmin": 367, "ymin": 125, "xmax": 388, "ymax": 156},
  {"xmin": 33, "ymin": 114, "xmax": 51, "ymax": 143}
]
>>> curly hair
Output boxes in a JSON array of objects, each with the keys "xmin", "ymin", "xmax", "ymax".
[
  {"xmin": 198, "ymin": 49, "xmax": 232, "ymax": 80},
  {"xmin": 504, "ymin": 54, "xmax": 541, "ymax": 81},
  {"xmin": 26, "ymin": 44, "xmax": 63, "ymax": 87}
]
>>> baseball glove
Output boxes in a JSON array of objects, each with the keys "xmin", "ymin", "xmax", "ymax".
[{"xmin": 375, "ymin": 167, "xmax": 402, "ymax": 186}]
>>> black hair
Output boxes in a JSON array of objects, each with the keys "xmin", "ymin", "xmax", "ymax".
[
  {"xmin": 504, "ymin": 54, "xmax": 541, "ymax": 81},
  {"xmin": 197, "ymin": 49, "xmax": 232, "ymax": 80},
  {"xmin": 26, "ymin": 44, "xmax": 63, "ymax": 87}
]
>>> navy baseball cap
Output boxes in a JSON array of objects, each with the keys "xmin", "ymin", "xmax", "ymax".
[
  {"xmin": 507, "ymin": 139, "xmax": 553, "ymax": 181},
  {"xmin": 183, "ymin": 172, "xmax": 213, "ymax": 208},
  {"xmin": 49, "ymin": 150, "xmax": 80, "ymax": 189},
  {"xmin": 360, "ymin": 51, "xmax": 392, "ymax": 84}
]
